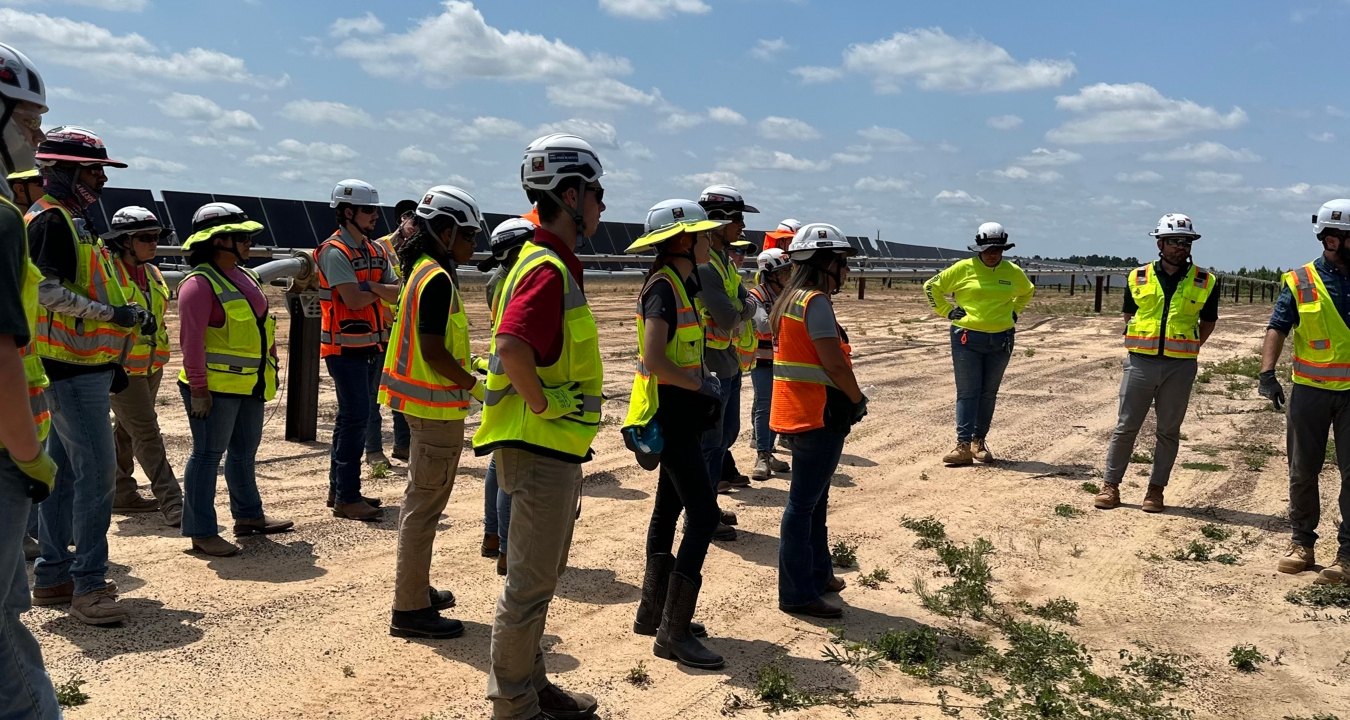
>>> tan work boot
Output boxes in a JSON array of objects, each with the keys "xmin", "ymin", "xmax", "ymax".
[
  {"xmin": 972, "ymin": 438, "xmax": 994, "ymax": 463},
  {"xmin": 1093, "ymin": 483, "xmax": 1121, "ymax": 510},
  {"xmin": 942, "ymin": 442, "xmax": 975, "ymax": 466},
  {"xmin": 1277, "ymin": 543, "xmax": 1315, "ymax": 574},
  {"xmin": 1141, "ymin": 484, "xmax": 1166, "ymax": 513},
  {"xmin": 751, "ymin": 452, "xmax": 772, "ymax": 481},
  {"xmin": 70, "ymin": 587, "xmax": 128, "ymax": 626},
  {"xmin": 112, "ymin": 491, "xmax": 159, "ymax": 513},
  {"xmin": 192, "ymin": 535, "xmax": 240, "ymax": 557},
  {"xmin": 1315, "ymin": 555, "xmax": 1349, "ymax": 585}
]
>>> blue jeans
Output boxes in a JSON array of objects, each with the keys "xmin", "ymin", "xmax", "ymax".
[
  {"xmin": 750, "ymin": 363, "xmax": 776, "ymax": 453},
  {"xmin": 0, "ymin": 455, "xmax": 60, "ymax": 719},
  {"xmin": 326, "ymin": 353, "xmax": 381, "ymax": 504},
  {"xmin": 700, "ymin": 371, "xmax": 742, "ymax": 489},
  {"xmin": 366, "ymin": 390, "xmax": 410, "ymax": 454},
  {"xmin": 779, "ymin": 427, "xmax": 847, "ymax": 607},
  {"xmin": 950, "ymin": 327, "xmax": 1014, "ymax": 443},
  {"xmin": 35, "ymin": 369, "xmax": 116, "ymax": 596},
  {"xmin": 179, "ymin": 385, "xmax": 265, "ymax": 539},
  {"xmin": 483, "ymin": 458, "xmax": 512, "ymax": 554}
]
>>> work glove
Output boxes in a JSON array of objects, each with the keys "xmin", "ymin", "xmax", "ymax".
[
  {"xmin": 698, "ymin": 374, "xmax": 722, "ymax": 401},
  {"xmin": 1258, "ymin": 370, "xmax": 1285, "ymax": 412},
  {"xmin": 948, "ymin": 307, "xmax": 968, "ymax": 321},
  {"xmin": 534, "ymin": 382, "xmax": 584, "ymax": 421},
  {"xmin": 188, "ymin": 387, "xmax": 213, "ymax": 419},
  {"xmin": 14, "ymin": 448, "xmax": 57, "ymax": 502},
  {"xmin": 139, "ymin": 312, "xmax": 158, "ymax": 337},
  {"xmin": 469, "ymin": 380, "xmax": 485, "ymax": 403},
  {"xmin": 851, "ymin": 394, "xmax": 869, "ymax": 425},
  {"xmin": 471, "ymin": 356, "xmax": 490, "ymax": 375},
  {"xmin": 109, "ymin": 303, "xmax": 143, "ymax": 328}
]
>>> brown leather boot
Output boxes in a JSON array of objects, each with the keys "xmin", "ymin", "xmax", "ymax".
[
  {"xmin": 333, "ymin": 500, "xmax": 381, "ymax": 521},
  {"xmin": 112, "ymin": 491, "xmax": 159, "ymax": 513},
  {"xmin": 1093, "ymin": 483, "xmax": 1121, "ymax": 510},
  {"xmin": 481, "ymin": 533, "xmax": 500, "ymax": 557},
  {"xmin": 70, "ymin": 587, "xmax": 128, "ymax": 626},
  {"xmin": 192, "ymin": 535, "xmax": 240, "ymax": 557},
  {"xmin": 1141, "ymin": 484, "xmax": 1166, "ymax": 513},
  {"xmin": 233, "ymin": 515, "xmax": 295, "ymax": 536}
]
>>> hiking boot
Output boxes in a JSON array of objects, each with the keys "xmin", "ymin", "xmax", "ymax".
[
  {"xmin": 112, "ymin": 492, "xmax": 159, "ymax": 513},
  {"xmin": 325, "ymin": 488, "xmax": 382, "ymax": 508},
  {"xmin": 429, "ymin": 587, "xmax": 456, "ymax": 611},
  {"xmin": 162, "ymin": 504, "xmax": 183, "ymax": 528},
  {"xmin": 1277, "ymin": 543, "xmax": 1315, "ymax": 574},
  {"xmin": 779, "ymin": 596, "xmax": 843, "ymax": 619},
  {"xmin": 23, "ymin": 533, "xmax": 39, "ymax": 562},
  {"xmin": 942, "ymin": 442, "xmax": 974, "ymax": 466},
  {"xmin": 481, "ymin": 533, "xmax": 500, "ymax": 558},
  {"xmin": 768, "ymin": 455, "xmax": 790, "ymax": 473},
  {"xmin": 233, "ymin": 515, "xmax": 295, "ymax": 536},
  {"xmin": 751, "ymin": 452, "xmax": 772, "ymax": 481},
  {"xmin": 723, "ymin": 454, "xmax": 750, "ymax": 487},
  {"xmin": 1315, "ymin": 555, "xmax": 1350, "ymax": 586},
  {"xmin": 496, "ymin": 553, "xmax": 507, "ymax": 577},
  {"xmin": 1141, "ymin": 484, "xmax": 1166, "ymax": 513},
  {"xmin": 367, "ymin": 450, "xmax": 389, "ymax": 467},
  {"xmin": 720, "ymin": 509, "xmax": 737, "ymax": 526},
  {"xmin": 389, "ymin": 607, "xmax": 464, "ymax": 639},
  {"xmin": 1093, "ymin": 483, "xmax": 1121, "ymax": 510},
  {"xmin": 715, "ymin": 480, "xmax": 733, "ymax": 494},
  {"xmin": 824, "ymin": 576, "xmax": 845, "ymax": 593},
  {"xmin": 972, "ymin": 438, "xmax": 995, "ymax": 463},
  {"xmin": 333, "ymin": 500, "xmax": 382, "ymax": 521},
  {"xmin": 712, "ymin": 523, "xmax": 737, "ymax": 541},
  {"xmin": 634, "ymin": 554, "xmax": 706, "ymax": 638},
  {"xmin": 778, "ymin": 435, "xmax": 794, "ymax": 452},
  {"xmin": 653, "ymin": 572, "xmax": 724, "ymax": 669},
  {"xmin": 392, "ymin": 445, "xmax": 410, "ymax": 462},
  {"xmin": 192, "ymin": 535, "xmax": 240, "ymax": 557},
  {"xmin": 536, "ymin": 681, "xmax": 599, "ymax": 720},
  {"xmin": 32, "ymin": 580, "xmax": 118, "ymax": 606},
  {"xmin": 70, "ymin": 587, "xmax": 128, "ymax": 626}
]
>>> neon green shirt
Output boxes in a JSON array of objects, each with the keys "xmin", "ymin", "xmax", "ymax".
[{"xmin": 923, "ymin": 257, "xmax": 1035, "ymax": 333}]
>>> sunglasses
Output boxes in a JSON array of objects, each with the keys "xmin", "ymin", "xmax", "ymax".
[
  {"xmin": 400, "ymin": 210, "xmax": 415, "ymax": 221},
  {"xmin": 1162, "ymin": 237, "xmax": 1193, "ymax": 248},
  {"xmin": 130, "ymin": 232, "xmax": 160, "ymax": 244},
  {"xmin": 356, "ymin": 206, "xmax": 380, "ymax": 216},
  {"xmin": 730, "ymin": 247, "xmax": 749, "ymax": 255},
  {"xmin": 585, "ymin": 184, "xmax": 605, "ymax": 203}
]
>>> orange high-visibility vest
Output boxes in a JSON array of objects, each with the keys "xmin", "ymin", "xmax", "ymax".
[
  {"xmin": 770, "ymin": 289, "xmax": 851, "ymax": 434},
  {"xmin": 316, "ymin": 230, "xmax": 392, "ymax": 358},
  {"xmin": 112, "ymin": 259, "xmax": 170, "ymax": 376}
]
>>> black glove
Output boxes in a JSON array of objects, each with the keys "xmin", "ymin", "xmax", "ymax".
[
  {"xmin": 109, "ymin": 304, "xmax": 141, "ymax": 328},
  {"xmin": 139, "ymin": 312, "xmax": 158, "ymax": 336},
  {"xmin": 1258, "ymin": 370, "xmax": 1285, "ymax": 411},
  {"xmin": 698, "ymin": 374, "xmax": 722, "ymax": 401},
  {"xmin": 948, "ymin": 307, "xmax": 968, "ymax": 321},
  {"xmin": 851, "ymin": 395, "xmax": 869, "ymax": 425}
]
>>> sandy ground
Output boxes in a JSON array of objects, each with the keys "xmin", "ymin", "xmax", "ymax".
[{"xmin": 22, "ymin": 280, "xmax": 1350, "ymax": 720}]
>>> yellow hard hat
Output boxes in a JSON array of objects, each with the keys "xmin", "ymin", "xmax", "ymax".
[{"xmin": 626, "ymin": 199, "xmax": 726, "ymax": 254}]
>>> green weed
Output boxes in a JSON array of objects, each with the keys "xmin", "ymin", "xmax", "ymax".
[
  {"xmin": 341, "ymin": 665, "xmax": 355, "ymax": 678},
  {"xmin": 1229, "ymin": 644, "xmax": 1268, "ymax": 672},
  {"xmin": 900, "ymin": 515, "xmax": 947, "ymax": 549},
  {"xmin": 1286, "ymin": 584, "xmax": 1350, "ymax": 609},
  {"xmin": 1199, "ymin": 524, "xmax": 1232, "ymax": 542},
  {"xmin": 1203, "ymin": 354, "xmax": 1263, "ymax": 379},
  {"xmin": 872, "ymin": 627, "xmax": 941, "ymax": 676},
  {"xmin": 370, "ymin": 461, "xmax": 391, "ymax": 479},
  {"xmin": 1172, "ymin": 541, "xmax": 1213, "ymax": 562},
  {"xmin": 1180, "ymin": 462, "xmax": 1226, "ymax": 472},
  {"xmin": 626, "ymin": 660, "xmax": 652, "ymax": 687},
  {"xmin": 830, "ymin": 540, "xmax": 858, "ymax": 569},
  {"xmin": 857, "ymin": 567, "xmax": 890, "ymax": 589},
  {"xmin": 1120, "ymin": 649, "xmax": 1187, "ymax": 687},
  {"xmin": 1130, "ymin": 451, "xmax": 1153, "ymax": 464},
  {"xmin": 1025, "ymin": 348, "xmax": 1037, "ymax": 357},
  {"xmin": 1055, "ymin": 503, "xmax": 1085, "ymax": 518},
  {"xmin": 822, "ymin": 629, "xmax": 884, "ymax": 675},
  {"xmin": 1080, "ymin": 481, "xmax": 1100, "ymax": 494},
  {"xmin": 54, "ymin": 676, "xmax": 89, "ymax": 708},
  {"xmin": 1019, "ymin": 597, "xmax": 1081, "ymax": 625}
]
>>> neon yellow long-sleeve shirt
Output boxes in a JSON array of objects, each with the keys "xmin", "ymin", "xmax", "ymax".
[{"xmin": 922, "ymin": 257, "xmax": 1035, "ymax": 333}]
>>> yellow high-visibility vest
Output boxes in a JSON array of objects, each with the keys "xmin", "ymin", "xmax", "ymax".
[
  {"xmin": 1123, "ymin": 263, "xmax": 1216, "ymax": 359},
  {"xmin": 176, "ymin": 264, "xmax": 278, "ymax": 399},
  {"xmin": 1285, "ymin": 262, "xmax": 1350, "ymax": 391},
  {"xmin": 622, "ymin": 265, "xmax": 704, "ymax": 430},
  {"xmin": 113, "ymin": 259, "xmax": 170, "ymax": 376},
  {"xmin": 694, "ymin": 251, "xmax": 741, "ymax": 351},
  {"xmin": 379, "ymin": 254, "xmax": 472, "ymax": 420},
  {"xmin": 0, "ymin": 195, "xmax": 49, "ymax": 447}
]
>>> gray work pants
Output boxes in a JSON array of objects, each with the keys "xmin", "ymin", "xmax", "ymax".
[
  {"xmin": 1286, "ymin": 383, "xmax": 1350, "ymax": 557},
  {"xmin": 1103, "ymin": 354, "xmax": 1197, "ymax": 487}
]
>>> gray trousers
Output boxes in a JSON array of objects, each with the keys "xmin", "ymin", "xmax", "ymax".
[
  {"xmin": 1287, "ymin": 383, "xmax": 1350, "ymax": 557},
  {"xmin": 110, "ymin": 370, "xmax": 183, "ymax": 511},
  {"xmin": 1103, "ymin": 354, "xmax": 1197, "ymax": 487}
]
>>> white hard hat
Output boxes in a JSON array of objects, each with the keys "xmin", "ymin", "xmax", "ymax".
[
  {"xmin": 479, "ymin": 216, "xmax": 534, "ymax": 272},
  {"xmin": 0, "ymin": 42, "xmax": 48, "ymax": 112},
  {"xmin": 330, "ymin": 178, "xmax": 379, "ymax": 208},
  {"xmin": 756, "ymin": 247, "xmax": 790, "ymax": 273},
  {"xmin": 1313, "ymin": 199, "xmax": 1350, "ymax": 236},
  {"xmin": 520, "ymin": 133, "xmax": 604, "ymax": 194},
  {"xmin": 698, "ymin": 184, "xmax": 759, "ymax": 215},
  {"xmin": 183, "ymin": 201, "xmax": 263, "ymax": 251},
  {"xmin": 416, "ymin": 185, "xmax": 483, "ymax": 232},
  {"xmin": 776, "ymin": 218, "xmax": 802, "ymax": 234},
  {"xmin": 969, "ymin": 221, "xmax": 1015, "ymax": 252},
  {"xmin": 1149, "ymin": 213, "xmax": 1200, "ymax": 240},
  {"xmin": 103, "ymin": 205, "xmax": 170, "ymax": 242},
  {"xmin": 786, "ymin": 223, "xmax": 856, "ymax": 259}
]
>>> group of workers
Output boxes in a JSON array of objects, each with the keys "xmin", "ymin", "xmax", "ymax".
[{"xmin": 2, "ymin": 38, "xmax": 1349, "ymax": 720}]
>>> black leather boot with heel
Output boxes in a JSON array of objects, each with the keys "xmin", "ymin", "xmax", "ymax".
[
  {"xmin": 634, "ymin": 553, "xmax": 706, "ymax": 637},
  {"xmin": 652, "ymin": 572, "xmax": 724, "ymax": 669}
]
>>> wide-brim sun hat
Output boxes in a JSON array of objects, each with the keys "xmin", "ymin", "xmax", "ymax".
[
  {"xmin": 626, "ymin": 199, "xmax": 727, "ymax": 254},
  {"xmin": 34, "ymin": 126, "xmax": 127, "ymax": 168},
  {"xmin": 6, "ymin": 168, "xmax": 40, "ymax": 182},
  {"xmin": 968, "ymin": 221, "xmax": 1015, "ymax": 253}
]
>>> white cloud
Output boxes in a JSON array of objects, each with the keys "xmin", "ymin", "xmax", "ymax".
[
  {"xmin": 791, "ymin": 66, "xmax": 844, "ymax": 84},
  {"xmin": 1188, "ymin": 170, "xmax": 1245, "ymax": 193},
  {"xmin": 280, "ymin": 99, "xmax": 375, "ymax": 128},
  {"xmin": 0, "ymin": 8, "xmax": 281, "ymax": 86},
  {"xmin": 720, "ymin": 147, "xmax": 828, "ymax": 173},
  {"xmin": 933, "ymin": 189, "xmax": 988, "ymax": 206},
  {"xmin": 598, "ymin": 0, "xmax": 710, "ymax": 20},
  {"xmin": 458, "ymin": 116, "xmax": 526, "ymax": 141},
  {"xmin": 659, "ymin": 112, "xmax": 706, "ymax": 133},
  {"xmin": 986, "ymin": 114, "xmax": 1023, "ymax": 130},
  {"xmin": 333, "ymin": 1, "xmax": 653, "ymax": 109},
  {"xmin": 1258, "ymin": 182, "xmax": 1350, "ymax": 202},
  {"xmin": 830, "ymin": 151, "xmax": 871, "ymax": 165},
  {"xmin": 621, "ymin": 141, "xmax": 655, "ymax": 161},
  {"xmin": 1115, "ymin": 171, "xmax": 1163, "ymax": 184},
  {"xmin": 981, "ymin": 166, "xmax": 1062, "ymax": 183},
  {"xmin": 330, "ymin": 12, "xmax": 384, "ymax": 37},
  {"xmin": 1047, "ymin": 83, "xmax": 1247, "ymax": 144},
  {"xmin": 676, "ymin": 171, "xmax": 756, "ymax": 192},
  {"xmin": 154, "ymin": 93, "xmax": 261, "ymax": 131},
  {"xmin": 758, "ymin": 116, "xmax": 821, "ymax": 141},
  {"xmin": 1138, "ymin": 141, "xmax": 1261, "ymax": 163},
  {"xmin": 396, "ymin": 145, "xmax": 442, "ymax": 166},
  {"xmin": 126, "ymin": 156, "xmax": 186, "ymax": 174},
  {"xmin": 1017, "ymin": 147, "xmax": 1082, "ymax": 166},
  {"xmin": 1309, "ymin": 132, "xmax": 1337, "ymax": 143},
  {"xmin": 855, "ymin": 125, "xmax": 915, "ymax": 151},
  {"xmin": 250, "ymin": 138, "xmax": 359, "ymax": 165},
  {"xmin": 854, "ymin": 176, "xmax": 912, "ymax": 192},
  {"xmin": 750, "ymin": 38, "xmax": 789, "ymax": 61},
  {"xmin": 534, "ymin": 118, "xmax": 618, "ymax": 148},
  {"xmin": 800, "ymin": 28, "xmax": 1075, "ymax": 94},
  {"xmin": 707, "ymin": 106, "xmax": 747, "ymax": 125},
  {"xmin": 1327, "ymin": 105, "xmax": 1350, "ymax": 119}
]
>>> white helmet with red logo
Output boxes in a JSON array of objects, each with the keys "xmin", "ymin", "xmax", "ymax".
[
  {"xmin": 1313, "ymin": 200, "xmax": 1350, "ymax": 237},
  {"xmin": 1149, "ymin": 213, "xmax": 1200, "ymax": 240}
]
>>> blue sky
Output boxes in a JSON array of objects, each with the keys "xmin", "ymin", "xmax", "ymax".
[{"xmin": 4, "ymin": 0, "xmax": 1349, "ymax": 268}]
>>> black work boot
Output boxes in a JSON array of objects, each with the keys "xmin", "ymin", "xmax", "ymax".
[
  {"xmin": 536, "ymin": 681, "xmax": 598, "ymax": 720},
  {"xmin": 389, "ymin": 607, "xmax": 464, "ymax": 639},
  {"xmin": 634, "ymin": 554, "xmax": 706, "ymax": 637},
  {"xmin": 653, "ymin": 572, "xmax": 724, "ymax": 669}
]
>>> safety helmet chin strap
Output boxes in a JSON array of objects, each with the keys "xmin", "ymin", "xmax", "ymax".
[{"xmin": 807, "ymin": 252, "xmax": 846, "ymax": 295}]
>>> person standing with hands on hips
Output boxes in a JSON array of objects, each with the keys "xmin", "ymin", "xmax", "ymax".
[
  {"xmin": 771, "ymin": 223, "xmax": 868, "ymax": 620},
  {"xmin": 1258, "ymin": 199, "xmax": 1350, "ymax": 586},
  {"xmin": 923, "ymin": 222, "xmax": 1034, "ymax": 466}
]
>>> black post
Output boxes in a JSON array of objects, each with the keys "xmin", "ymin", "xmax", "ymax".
[
  {"xmin": 857, "ymin": 276, "xmax": 866, "ymax": 300},
  {"xmin": 1248, "ymin": 281, "xmax": 1254, "ymax": 304},
  {"xmin": 1069, "ymin": 275, "xmax": 1076, "ymax": 296},
  {"xmin": 1094, "ymin": 275, "xmax": 1104, "ymax": 313},
  {"xmin": 285, "ymin": 293, "xmax": 321, "ymax": 442}
]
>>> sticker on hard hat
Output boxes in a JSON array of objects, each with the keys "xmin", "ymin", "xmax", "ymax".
[
  {"xmin": 548, "ymin": 151, "xmax": 579, "ymax": 163},
  {"xmin": 671, "ymin": 207, "xmax": 685, "ymax": 219},
  {"xmin": 343, "ymin": 187, "xmax": 353, "ymax": 196},
  {"xmin": 817, "ymin": 229, "xmax": 828, "ymax": 238},
  {"xmin": 422, "ymin": 194, "xmax": 434, "ymax": 205},
  {"xmin": 531, "ymin": 157, "xmax": 546, "ymax": 172},
  {"xmin": 1335, "ymin": 211, "xmax": 1344, "ymax": 221}
]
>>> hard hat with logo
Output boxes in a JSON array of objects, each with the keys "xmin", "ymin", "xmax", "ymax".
[
  {"xmin": 786, "ymin": 223, "xmax": 857, "ymax": 259},
  {"xmin": 103, "ymin": 205, "xmax": 173, "ymax": 245},
  {"xmin": 330, "ymin": 178, "xmax": 379, "ymax": 208},
  {"xmin": 626, "ymin": 199, "xmax": 727, "ymax": 254},
  {"xmin": 520, "ymin": 133, "xmax": 604, "ymax": 194},
  {"xmin": 1313, "ymin": 200, "xmax": 1350, "ymax": 237},
  {"xmin": 757, "ymin": 247, "xmax": 790, "ymax": 273},
  {"xmin": 35, "ymin": 125, "xmax": 126, "ymax": 168},
  {"xmin": 1148, "ymin": 213, "xmax": 1200, "ymax": 240},
  {"xmin": 698, "ymin": 184, "xmax": 759, "ymax": 216},
  {"xmin": 479, "ymin": 216, "xmax": 536, "ymax": 272},
  {"xmin": 0, "ymin": 42, "xmax": 47, "ymax": 176},
  {"xmin": 182, "ymin": 202, "xmax": 263, "ymax": 251},
  {"xmin": 969, "ymin": 221, "xmax": 1015, "ymax": 252},
  {"xmin": 416, "ymin": 185, "xmax": 483, "ymax": 235}
]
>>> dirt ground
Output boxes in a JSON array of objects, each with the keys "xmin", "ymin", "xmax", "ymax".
[{"xmin": 23, "ymin": 280, "xmax": 1349, "ymax": 720}]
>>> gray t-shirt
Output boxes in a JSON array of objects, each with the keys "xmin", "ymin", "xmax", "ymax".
[
  {"xmin": 805, "ymin": 294, "xmax": 840, "ymax": 340},
  {"xmin": 318, "ymin": 227, "xmax": 398, "ymax": 287}
]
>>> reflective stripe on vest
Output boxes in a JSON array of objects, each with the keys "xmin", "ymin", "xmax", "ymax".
[
  {"xmin": 378, "ymin": 255, "xmax": 472, "ymax": 420},
  {"xmin": 113, "ymin": 259, "xmax": 171, "ymax": 376},
  {"xmin": 25, "ymin": 196, "xmax": 132, "ymax": 367},
  {"xmin": 176, "ymin": 264, "xmax": 278, "ymax": 400},
  {"xmin": 770, "ymin": 289, "xmax": 851, "ymax": 434},
  {"xmin": 472, "ymin": 241, "xmax": 604, "ymax": 462},
  {"xmin": 623, "ymin": 266, "xmax": 705, "ymax": 431},
  {"xmin": 1287, "ymin": 262, "xmax": 1350, "ymax": 391},
  {"xmin": 316, "ymin": 230, "xmax": 391, "ymax": 357},
  {"xmin": 694, "ymin": 251, "xmax": 740, "ymax": 350},
  {"xmin": 0, "ymin": 195, "xmax": 50, "ymax": 446},
  {"xmin": 1122, "ymin": 262, "xmax": 1216, "ymax": 359}
]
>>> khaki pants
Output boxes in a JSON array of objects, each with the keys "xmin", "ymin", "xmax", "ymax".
[
  {"xmin": 110, "ymin": 370, "xmax": 183, "ymax": 511},
  {"xmin": 393, "ymin": 416, "xmax": 465, "ymax": 611},
  {"xmin": 487, "ymin": 448, "xmax": 582, "ymax": 720}
]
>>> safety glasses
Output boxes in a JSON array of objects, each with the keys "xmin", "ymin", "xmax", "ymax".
[
  {"xmin": 1163, "ymin": 237, "xmax": 1193, "ymax": 248},
  {"xmin": 730, "ymin": 246, "xmax": 749, "ymax": 255},
  {"xmin": 585, "ymin": 184, "xmax": 605, "ymax": 204},
  {"xmin": 356, "ymin": 206, "xmax": 380, "ymax": 216},
  {"xmin": 129, "ymin": 232, "xmax": 160, "ymax": 245}
]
